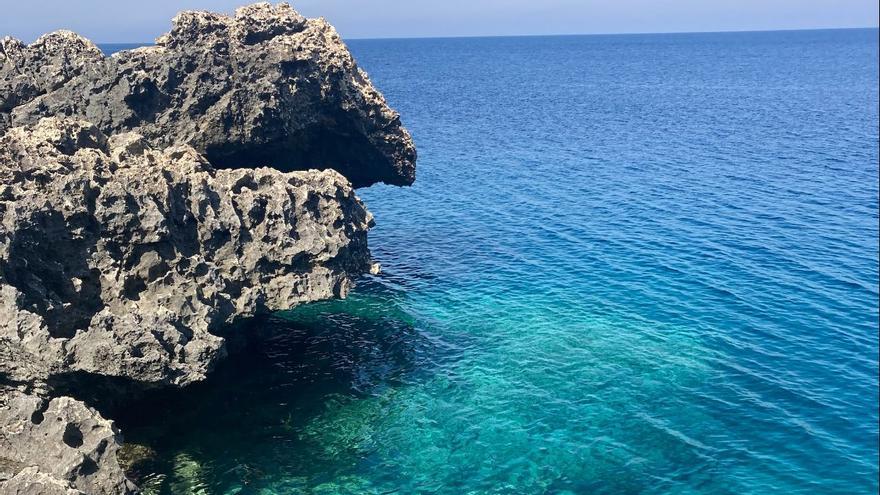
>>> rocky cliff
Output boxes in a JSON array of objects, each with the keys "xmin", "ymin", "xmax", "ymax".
[
  {"xmin": 0, "ymin": 3, "xmax": 414, "ymax": 494},
  {"xmin": 0, "ymin": 3, "xmax": 416, "ymax": 188},
  {"xmin": 0, "ymin": 117, "xmax": 374, "ymax": 392}
]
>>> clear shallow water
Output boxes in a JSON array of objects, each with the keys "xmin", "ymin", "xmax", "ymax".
[{"xmin": 105, "ymin": 29, "xmax": 879, "ymax": 494}]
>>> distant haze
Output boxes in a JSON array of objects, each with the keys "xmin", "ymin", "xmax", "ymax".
[{"xmin": 1, "ymin": 0, "xmax": 878, "ymax": 43}]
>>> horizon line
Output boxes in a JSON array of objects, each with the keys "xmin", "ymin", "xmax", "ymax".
[{"xmin": 93, "ymin": 25, "xmax": 879, "ymax": 45}]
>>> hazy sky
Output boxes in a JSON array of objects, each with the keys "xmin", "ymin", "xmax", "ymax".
[{"xmin": 1, "ymin": 0, "xmax": 877, "ymax": 43}]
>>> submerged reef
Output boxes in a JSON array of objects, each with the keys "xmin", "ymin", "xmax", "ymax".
[{"xmin": 0, "ymin": 3, "xmax": 414, "ymax": 493}]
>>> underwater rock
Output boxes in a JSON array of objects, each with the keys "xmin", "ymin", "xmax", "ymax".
[
  {"xmin": 0, "ymin": 118, "xmax": 374, "ymax": 390},
  {"xmin": 0, "ymin": 392, "xmax": 135, "ymax": 494},
  {"xmin": 0, "ymin": 3, "xmax": 416, "ymax": 187}
]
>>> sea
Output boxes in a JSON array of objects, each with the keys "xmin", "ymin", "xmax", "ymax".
[{"xmin": 101, "ymin": 28, "xmax": 879, "ymax": 494}]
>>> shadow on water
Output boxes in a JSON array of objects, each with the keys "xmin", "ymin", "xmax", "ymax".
[{"xmin": 113, "ymin": 277, "xmax": 450, "ymax": 494}]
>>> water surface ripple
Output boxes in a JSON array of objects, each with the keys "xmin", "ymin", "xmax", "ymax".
[{"xmin": 111, "ymin": 29, "xmax": 879, "ymax": 494}]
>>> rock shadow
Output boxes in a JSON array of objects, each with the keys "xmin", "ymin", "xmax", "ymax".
[
  {"xmin": 2, "ymin": 209, "xmax": 101, "ymax": 339},
  {"xmin": 108, "ymin": 278, "xmax": 448, "ymax": 493}
]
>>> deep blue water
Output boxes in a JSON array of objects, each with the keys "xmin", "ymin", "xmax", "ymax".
[{"xmin": 104, "ymin": 29, "xmax": 879, "ymax": 494}]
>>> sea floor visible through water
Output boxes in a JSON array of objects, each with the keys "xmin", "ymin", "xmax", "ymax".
[{"xmin": 105, "ymin": 29, "xmax": 879, "ymax": 494}]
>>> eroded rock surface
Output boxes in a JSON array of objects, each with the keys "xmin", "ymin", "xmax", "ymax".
[
  {"xmin": 0, "ymin": 393, "xmax": 135, "ymax": 494},
  {"xmin": 0, "ymin": 118, "xmax": 373, "ymax": 390},
  {"xmin": 0, "ymin": 2, "xmax": 416, "ymax": 187},
  {"xmin": 0, "ymin": 4, "xmax": 415, "ymax": 493},
  {"xmin": 0, "ymin": 31, "xmax": 105, "ymax": 136}
]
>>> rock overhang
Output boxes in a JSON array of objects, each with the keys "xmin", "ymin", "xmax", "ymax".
[
  {"xmin": 0, "ymin": 2, "xmax": 417, "ymax": 188},
  {"xmin": 0, "ymin": 4, "xmax": 414, "ymax": 493},
  {"xmin": 0, "ymin": 117, "xmax": 375, "ymax": 389}
]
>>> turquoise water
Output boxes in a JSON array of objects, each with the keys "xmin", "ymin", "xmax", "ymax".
[{"xmin": 108, "ymin": 29, "xmax": 879, "ymax": 494}]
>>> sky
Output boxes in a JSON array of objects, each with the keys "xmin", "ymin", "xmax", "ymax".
[{"xmin": 0, "ymin": 0, "xmax": 877, "ymax": 43}]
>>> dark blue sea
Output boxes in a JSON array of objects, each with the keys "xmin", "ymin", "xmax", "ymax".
[{"xmin": 104, "ymin": 28, "xmax": 880, "ymax": 494}]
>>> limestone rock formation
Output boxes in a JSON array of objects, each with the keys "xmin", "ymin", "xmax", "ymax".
[
  {"xmin": 0, "ymin": 2, "xmax": 416, "ymax": 188},
  {"xmin": 0, "ymin": 31, "xmax": 105, "ymax": 136},
  {"xmin": 0, "ymin": 4, "xmax": 416, "ymax": 493},
  {"xmin": 0, "ymin": 118, "xmax": 373, "ymax": 392},
  {"xmin": 0, "ymin": 393, "xmax": 135, "ymax": 494}
]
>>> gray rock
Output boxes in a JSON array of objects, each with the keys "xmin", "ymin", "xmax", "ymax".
[
  {"xmin": 0, "ymin": 117, "xmax": 374, "ymax": 389},
  {"xmin": 0, "ymin": 4, "xmax": 417, "ymax": 493},
  {"xmin": 0, "ymin": 2, "xmax": 416, "ymax": 188},
  {"xmin": 0, "ymin": 31, "xmax": 105, "ymax": 135},
  {"xmin": 0, "ymin": 393, "xmax": 136, "ymax": 494},
  {"xmin": 1, "ymin": 468, "xmax": 84, "ymax": 495}
]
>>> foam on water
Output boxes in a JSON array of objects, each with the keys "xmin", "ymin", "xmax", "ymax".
[{"xmin": 107, "ymin": 28, "xmax": 879, "ymax": 494}]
